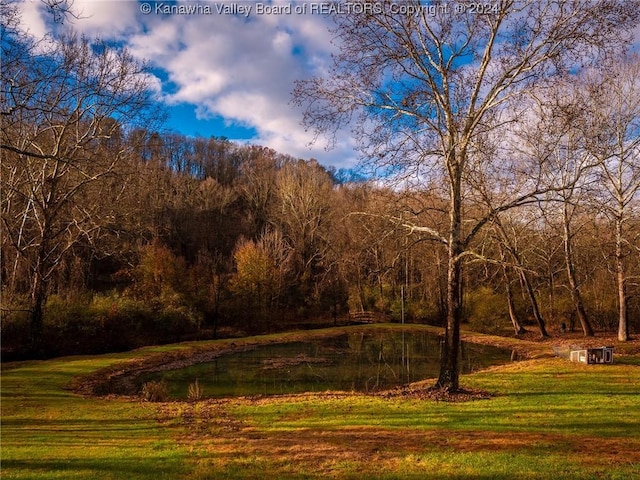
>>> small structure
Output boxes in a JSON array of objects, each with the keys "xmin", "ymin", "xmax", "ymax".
[
  {"xmin": 569, "ymin": 346, "xmax": 614, "ymax": 364},
  {"xmin": 348, "ymin": 311, "xmax": 388, "ymax": 324}
]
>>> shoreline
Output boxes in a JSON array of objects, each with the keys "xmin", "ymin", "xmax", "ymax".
[{"xmin": 64, "ymin": 324, "xmax": 640, "ymax": 399}]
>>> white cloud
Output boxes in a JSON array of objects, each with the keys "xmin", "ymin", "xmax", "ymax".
[
  {"xmin": 13, "ymin": 1, "xmax": 358, "ymax": 168},
  {"xmin": 126, "ymin": 9, "xmax": 357, "ymax": 167},
  {"xmin": 127, "ymin": 19, "xmax": 179, "ymax": 59},
  {"xmin": 69, "ymin": 0, "xmax": 139, "ymax": 38},
  {"xmin": 16, "ymin": 0, "xmax": 139, "ymax": 40},
  {"xmin": 15, "ymin": 0, "xmax": 48, "ymax": 39},
  {"xmin": 272, "ymin": 30, "xmax": 292, "ymax": 54}
]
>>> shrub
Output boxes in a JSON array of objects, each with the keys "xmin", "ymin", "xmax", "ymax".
[
  {"xmin": 140, "ymin": 380, "xmax": 169, "ymax": 402},
  {"xmin": 465, "ymin": 287, "xmax": 508, "ymax": 334},
  {"xmin": 0, "ymin": 307, "xmax": 32, "ymax": 359},
  {"xmin": 187, "ymin": 378, "xmax": 203, "ymax": 401},
  {"xmin": 156, "ymin": 305, "xmax": 200, "ymax": 336}
]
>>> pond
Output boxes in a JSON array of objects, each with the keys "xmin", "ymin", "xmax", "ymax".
[{"xmin": 140, "ymin": 330, "xmax": 515, "ymax": 400}]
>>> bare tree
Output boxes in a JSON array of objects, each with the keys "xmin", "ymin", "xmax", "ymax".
[
  {"xmin": 559, "ymin": 180, "xmax": 596, "ymax": 337},
  {"xmin": 1, "ymin": 29, "xmax": 160, "ymax": 345},
  {"xmin": 500, "ymin": 258, "xmax": 526, "ymax": 335},
  {"xmin": 294, "ymin": 0, "xmax": 638, "ymax": 391},
  {"xmin": 520, "ymin": 81, "xmax": 597, "ymax": 336},
  {"xmin": 237, "ymin": 146, "xmax": 280, "ymax": 236},
  {"xmin": 231, "ymin": 228, "xmax": 292, "ymax": 329},
  {"xmin": 273, "ymin": 159, "xmax": 335, "ymax": 302},
  {"xmin": 1, "ymin": 0, "xmax": 78, "ymax": 34},
  {"xmin": 528, "ymin": 58, "xmax": 640, "ymax": 338},
  {"xmin": 582, "ymin": 55, "xmax": 640, "ymax": 341},
  {"xmin": 492, "ymin": 216, "xmax": 548, "ymax": 337}
]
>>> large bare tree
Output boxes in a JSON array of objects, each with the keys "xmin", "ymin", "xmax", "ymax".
[
  {"xmin": 294, "ymin": 0, "xmax": 638, "ymax": 391},
  {"xmin": 582, "ymin": 55, "xmax": 640, "ymax": 341},
  {"xmin": 519, "ymin": 79, "xmax": 598, "ymax": 336},
  {"xmin": 1, "ymin": 24, "xmax": 160, "ymax": 346},
  {"xmin": 273, "ymin": 159, "xmax": 335, "ymax": 302}
]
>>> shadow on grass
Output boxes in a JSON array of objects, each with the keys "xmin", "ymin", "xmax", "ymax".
[
  {"xmin": 2, "ymin": 412, "xmax": 190, "ymax": 479},
  {"xmin": 2, "ymin": 457, "xmax": 187, "ymax": 479}
]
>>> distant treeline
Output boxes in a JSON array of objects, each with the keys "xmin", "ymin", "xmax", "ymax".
[{"xmin": 2, "ymin": 132, "xmax": 638, "ymax": 359}]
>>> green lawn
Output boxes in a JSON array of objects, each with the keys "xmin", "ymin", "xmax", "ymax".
[
  {"xmin": 2, "ymin": 327, "xmax": 639, "ymax": 479},
  {"xmin": 1, "ymin": 353, "xmax": 191, "ymax": 479}
]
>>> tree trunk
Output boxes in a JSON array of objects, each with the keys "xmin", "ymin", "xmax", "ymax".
[
  {"xmin": 617, "ymin": 264, "xmax": 628, "ymax": 341},
  {"xmin": 563, "ymin": 211, "xmax": 594, "ymax": 337},
  {"xmin": 616, "ymin": 218, "xmax": 629, "ymax": 341},
  {"xmin": 436, "ymin": 170, "xmax": 462, "ymax": 391},
  {"xmin": 503, "ymin": 266, "xmax": 526, "ymax": 335},
  {"xmin": 435, "ymin": 250, "xmax": 447, "ymax": 323},
  {"xmin": 519, "ymin": 270, "xmax": 549, "ymax": 337},
  {"xmin": 494, "ymin": 221, "xmax": 546, "ymax": 337},
  {"xmin": 29, "ymin": 266, "xmax": 47, "ymax": 348},
  {"xmin": 436, "ymin": 246, "xmax": 462, "ymax": 391}
]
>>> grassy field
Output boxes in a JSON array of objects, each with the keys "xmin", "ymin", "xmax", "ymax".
[{"xmin": 2, "ymin": 325, "xmax": 639, "ymax": 479}]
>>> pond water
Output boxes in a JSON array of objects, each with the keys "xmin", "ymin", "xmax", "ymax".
[{"xmin": 141, "ymin": 330, "xmax": 515, "ymax": 399}]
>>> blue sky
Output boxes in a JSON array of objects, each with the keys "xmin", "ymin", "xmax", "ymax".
[
  {"xmin": 17, "ymin": 0, "xmax": 359, "ymax": 168},
  {"xmin": 15, "ymin": 0, "xmax": 640, "ymax": 169}
]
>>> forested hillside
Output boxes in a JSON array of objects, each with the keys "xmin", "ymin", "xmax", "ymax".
[
  {"xmin": 3, "ymin": 125, "xmax": 639, "ymax": 359},
  {"xmin": 2, "ymin": 1, "xmax": 639, "ymax": 361}
]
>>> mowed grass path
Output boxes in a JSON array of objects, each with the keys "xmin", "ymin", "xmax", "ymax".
[{"xmin": 2, "ymin": 326, "xmax": 640, "ymax": 479}]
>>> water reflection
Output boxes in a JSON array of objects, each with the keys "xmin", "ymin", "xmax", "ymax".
[{"xmin": 142, "ymin": 331, "xmax": 514, "ymax": 399}]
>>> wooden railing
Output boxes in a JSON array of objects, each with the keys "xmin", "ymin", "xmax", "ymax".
[{"xmin": 348, "ymin": 311, "xmax": 387, "ymax": 324}]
